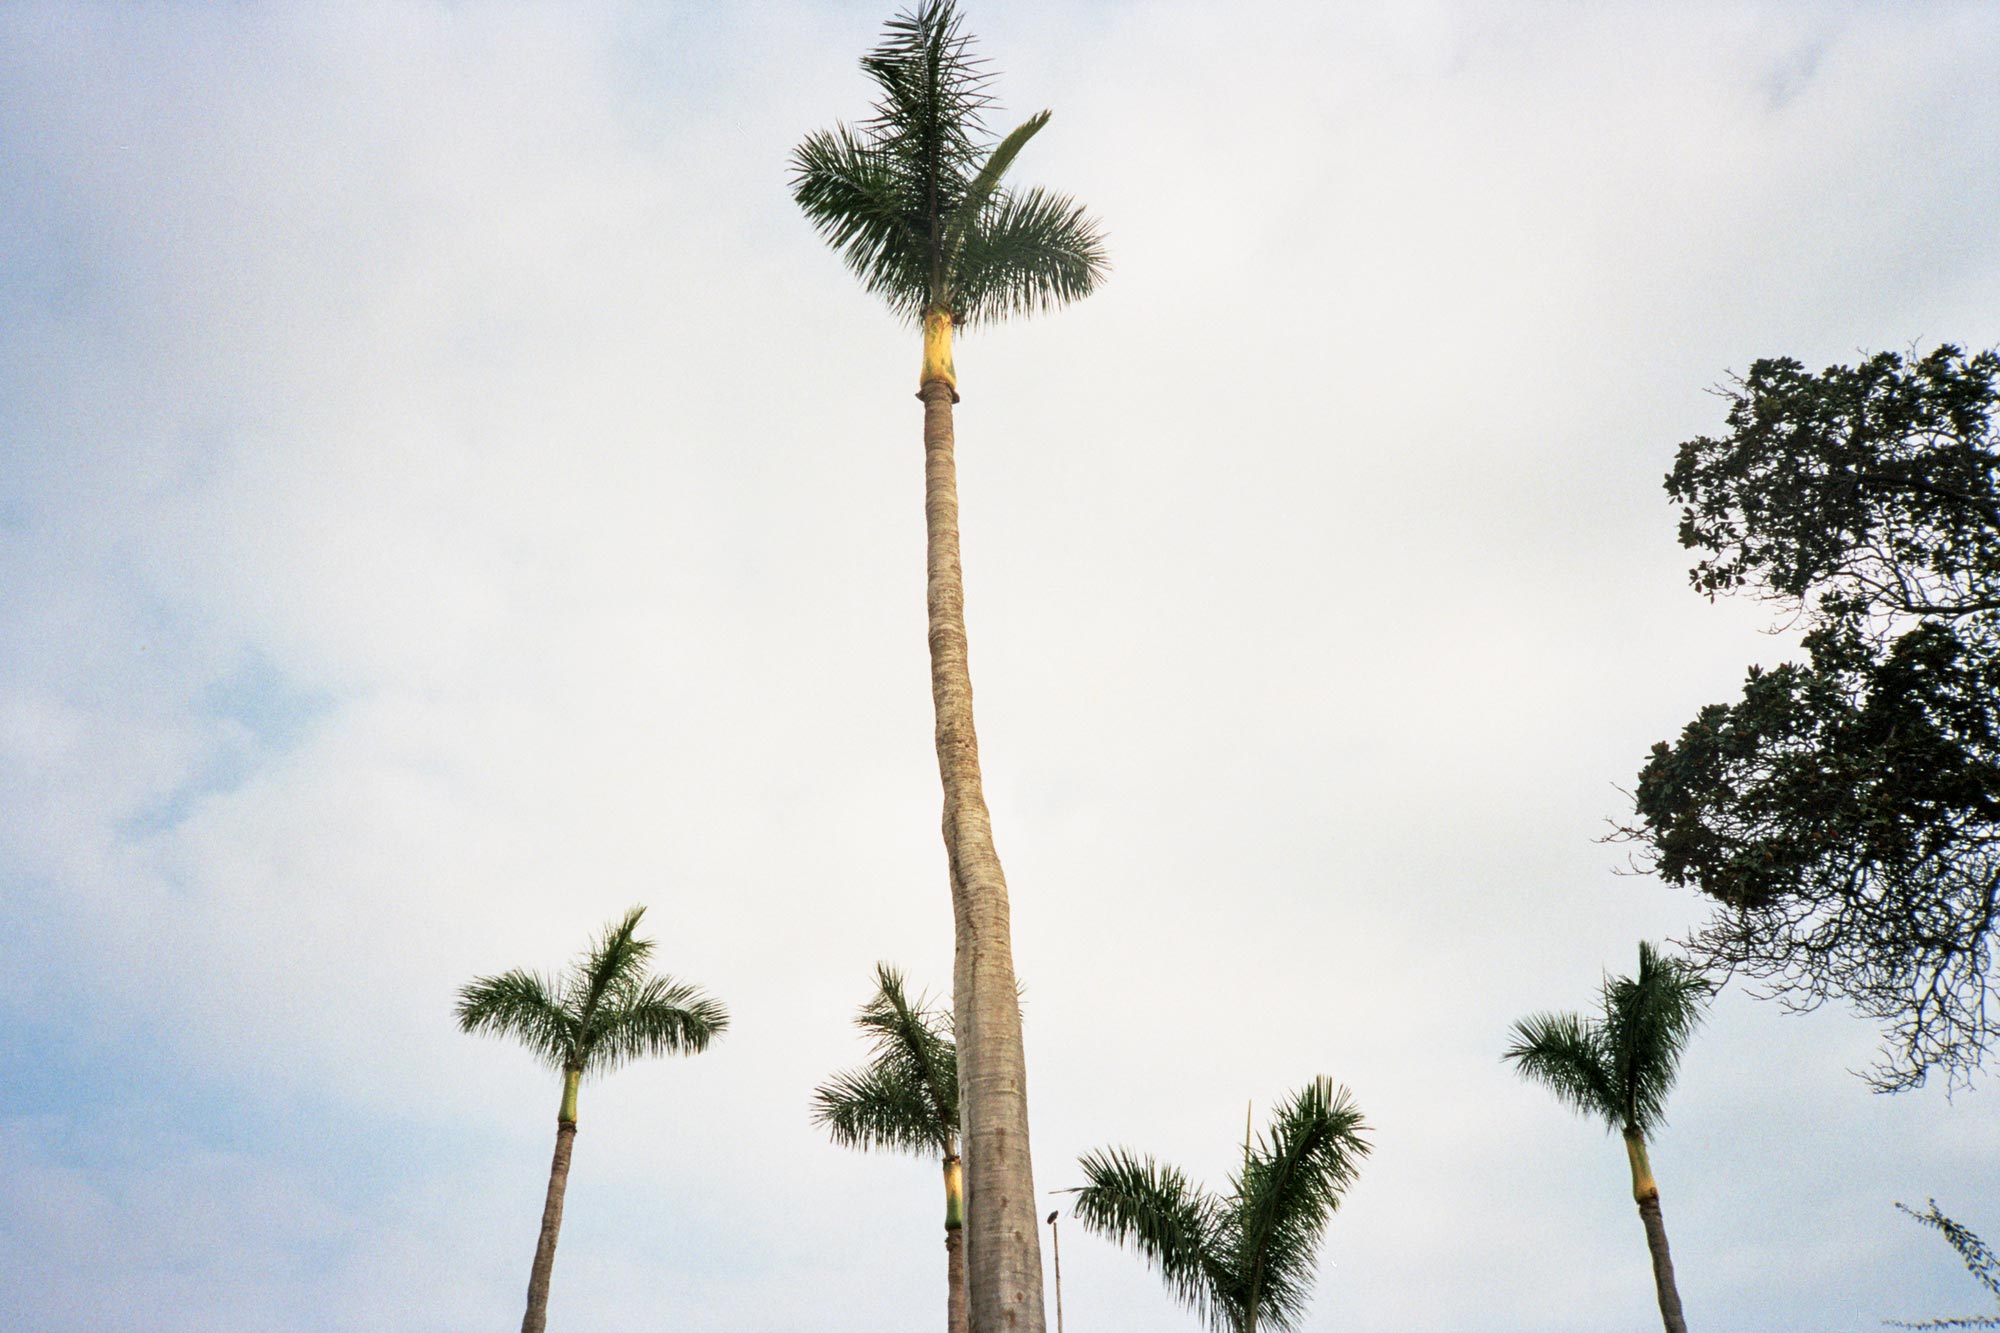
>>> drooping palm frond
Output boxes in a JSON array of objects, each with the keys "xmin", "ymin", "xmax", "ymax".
[
  {"xmin": 953, "ymin": 183, "xmax": 1108, "ymax": 326},
  {"xmin": 1602, "ymin": 941, "xmax": 1710, "ymax": 1135},
  {"xmin": 585, "ymin": 975, "xmax": 730, "ymax": 1077},
  {"xmin": 1072, "ymin": 1082, "xmax": 1368, "ymax": 1333},
  {"xmin": 791, "ymin": 0, "xmax": 1105, "ymax": 329},
  {"xmin": 456, "ymin": 969, "xmax": 575, "ymax": 1070},
  {"xmin": 1504, "ymin": 942, "xmax": 1710, "ymax": 1138},
  {"xmin": 1225, "ymin": 1079, "xmax": 1370, "ymax": 1332},
  {"xmin": 813, "ymin": 964, "xmax": 957, "ymax": 1156},
  {"xmin": 458, "ymin": 908, "xmax": 727, "ymax": 1079},
  {"xmin": 813, "ymin": 1063, "xmax": 945, "ymax": 1154},
  {"xmin": 1891, "ymin": 1201, "xmax": 2000, "ymax": 1330},
  {"xmin": 1073, "ymin": 1148, "xmax": 1227, "ymax": 1328},
  {"xmin": 1504, "ymin": 1011, "xmax": 1620, "ymax": 1129}
]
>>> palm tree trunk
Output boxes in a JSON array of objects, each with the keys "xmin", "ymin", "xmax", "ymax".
[
  {"xmin": 920, "ymin": 318, "xmax": 1048, "ymax": 1333},
  {"xmin": 523, "ymin": 1074, "xmax": 581, "ymax": 1333},
  {"xmin": 945, "ymin": 1150, "xmax": 969, "ymax": 1333},
  {"xmin": 1625, "ymin": 1129, "xmax": 1688, "ymax": 1333}
]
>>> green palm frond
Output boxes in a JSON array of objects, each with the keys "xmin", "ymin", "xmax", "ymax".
[
  {"xmin": 812, "ymin": 1063, "xmax": 946, "ymax": 1155},
  {"xmin": 1073, "ymin": 1148, "xmax": 1227, "ymax": 1328},
  {"xmin": 1603, "ymin": 942, "xmax": 1710, "ymax": 1135},
  {"xmin": 456, "ymin": 969, "xmax": 575, "ymax": 1070},
  {"xmin": 813, "ymin": 964, "xmax": 957, "ymax": 1157},
  {"xmin": 792, "ymin": 125, "xmax": 929, "ymax": 322},
  {"xmin": 953, "ymin": 184, "xmax": 1108, "ymax": 326},
  {"xmin": 585, "ymin": 975, "xmax": 730, "ymax": 1078},
  {"xmin": 1505, "ymin": 942, "xmax": 1710, "ymax": 1137},
  {"xmin": 1073, "ymin": 1081, "xmax": 1367, "ymax": 1333},
  {"xmin": 791, "ymin": 0, "xmax": 1105, "ymax": 329},
  {"xmin": 1227, "ymin": 1079, "xmax": 1371, "ymax": 1333},
  {"xmin": 457, "ymin": 908, "xmax": 726, "ymax": 1083},
  {"xmin": 1504, "ymin": 1011, "xmax": 1620, "ymax": 1129}
]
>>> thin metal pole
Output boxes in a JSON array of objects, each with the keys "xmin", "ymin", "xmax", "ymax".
[{"xmin": 1047, "ymin": 1211, "xmax": 1065, "ymax": 1333}]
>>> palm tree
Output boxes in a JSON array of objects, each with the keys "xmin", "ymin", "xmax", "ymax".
[
  {"xmin": 1069, "ymin": 1078, "xmax": 1371, "ymax": 1333},
  {"xmin": 812, "ymin": 965, "xmax": 967, "ymax": 1333},
  {"xmin": 456, "ymin": 907, "xmax": 728, "ymax": 1333},
  {"xmin": 1504, "ymin": 941, "xmax": 1710, "ymax": 1333},
  {"xmin": 791, "ymin": 6, "xmax": 1107, "ymax": 1328}
]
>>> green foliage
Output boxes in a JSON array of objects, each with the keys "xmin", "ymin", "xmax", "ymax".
[
  {"xmin": 789, "ymin": 0, "xmax": 1107, "ymax": 328},
  {"xmin": 1070, "ymin": 1078, "xmax": 1370, "ymax": 1333},
  {"xmin": 455, "ymin": 907, "xmax": 729, "ymax": 1079},
  {"xmin": 1630, "ymin": 345, "xmax": 2000, "ymax": 1090},
  {"xmin": 1891, "ymin": 1201, "xmax": 2000, "ymax": 1330},
  {"xmin": 812, "ymin": 964, "xmax": 957, "ymax": 1156},
  {"xmin": 1504, "ymin": 942, "xmax": 1710, "ymax": 1137}
]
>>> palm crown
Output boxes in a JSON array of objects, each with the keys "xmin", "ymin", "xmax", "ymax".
[
  {"xmin": 790, "ymin": 0, "xmax": 1107, "ymax": 328},
  {"xmin": 812, "ymin": 964, "xmax": 958, "ymax": 1155},
  {"xmin": 456, "ymin": 906, "xmax": 729, "ymax": 1085},
  {"xmin": 1504, "ymin": 941, "xmax": 1709, "ymax": 1137},
  {"xmin": 1071, "ymin": 1078, "xmax": 1371, "ymax": 1333}
]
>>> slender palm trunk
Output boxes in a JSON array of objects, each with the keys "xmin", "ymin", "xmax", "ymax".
[
  {"xmin": 1625, "ymin": 1129, "xmax": 1688, "ymax": 1333},
  {"xmin": 920, "ymin": 312, "xmax": 1047, "ymax": 1333},
  {"xmin": 522, "ymin": 1073, "xmax": 581, "ymax": 1333},
  {"xmin": 945, "ymin": 1149, "xmax": 969, "ymax": 1333}
]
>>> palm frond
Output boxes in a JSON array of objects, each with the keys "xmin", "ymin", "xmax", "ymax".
[
  {"xmin": 952, "ymin": 184, "xmax": 1109, "ymax": 326},
  {"xmin": 862, "ymin": 0, "xmax": 991, "ymax": 187},
  {"xmin": 1602, "ymin": 942, "xmax": 1711, "ymax": 1135},
  {"xmin": 584, "ymin": 975, "xmax": 730, "ymax": 1077},
  {"xmin": 1228, "ymin": 1079, "xmax": 1371, "ymax": 1332},
  {"xmin": 1504, "ymin": 1011, "xmax": 1620, "ymax": 1130},
  {"xmin": 1072, "ymin": 1147, "xmax": 1227, "ymax": 1329},
  {"xmin": 854, "ymin": 964, "xmax": 958, "ymax": 1129},
  {"xmin": 455, "ymin": 969, "xmax": 575, "ymax": 1071},
  {"xmin": 943, "ymin": 110, "xmax": 1048, "ymax": 262},
  {"xmin": 568, "ymin": 906, "xmax": 653, "ymax": 1034},
  {"xmin": 790, "ymin": 125, "xmax": 930, "ymax": 322},
  {"xmin": 812, "ymin": 1063, "xmax": 948, "ymax": 1155}
]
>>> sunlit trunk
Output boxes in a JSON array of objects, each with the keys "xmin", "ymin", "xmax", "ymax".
[
  {"xmin": 1625, "ymin": 1129, "xmax": 1688, "ymax": 1333},
  {"xmin": 945, "ymin": 1148, "xmax": 969, "ymax": 1333},
  {"xmin": 920, "ymin": 309, "xmax": 1047, "ymax": 1333},
  {"xmin": 523, "ymin": 1069, "xmax": 582, "ymax": 1333}
]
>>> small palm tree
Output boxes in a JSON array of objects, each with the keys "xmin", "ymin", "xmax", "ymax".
[
  {"xmin": 1069, "ymin": 1078, "xmax": 1371, "ymax": 1333},
  {"xmin": 1504, "ymin": 941, "xmax": 1709, "ymax": 1333},
  {"xmin": 812, "ymin": 965, "xmax": 966, "ymax": 1333},
  {"xmin": 792, "ymin": 8, "xmax": 1106, "ymax": 1328},
  {"xmin": 456, "ymin": 907, "xmax": 728, "ymax": 1333}
]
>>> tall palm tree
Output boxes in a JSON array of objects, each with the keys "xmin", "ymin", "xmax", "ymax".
[
  {"xmin": 812, "ymin": 965, "xmax": 967, "ymax": 1333},
  {"xmin": 791, "ymin": 6, "xmax": 1107, "ymax": 1328},
  {"xmin": 1504, "ymin": 941, "xmax": 1710, "ymax": 1333},
  {"xmin": 456, "ymin": 907, "xmax": 729, "ymax": 1333},
  {"xmin": 1069, "ymin": 1078, "xmax": 1371, "ymax": 1333}
]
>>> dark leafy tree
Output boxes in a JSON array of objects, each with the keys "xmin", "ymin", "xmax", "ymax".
[
  {"xmin": 456, "ymin": 907, "xmax": 728, "ymax": 1333},
  {"xmin": 1068, "ymin": 1078, "xmax": 1370, "ymax": 1333},
  {"xmin": 812, "ymin": 966, "xmax": 966, "ymax": 1333},
  {"xmin": 1891, "ymin": 1201, "xmax": 2000, "ymax": 1330},
  {"xmin": 791, "ymin": 5, "xmax": 1106, "ymax": 1327},
  {"xmin": 1506, "ymin": 942, "xmax": 1710, "ymax": 1333},
  {"xmin": 1629, "ymin": 345, "xmax": 2000, "ymax": 1090}
]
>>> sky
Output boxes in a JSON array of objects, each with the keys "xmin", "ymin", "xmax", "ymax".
[{"xmin": 3, "ymin": 1, "xmax": 1999, "ymax": 1330}]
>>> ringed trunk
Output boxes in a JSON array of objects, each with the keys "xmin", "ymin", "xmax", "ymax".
[
  {"xmin": 523, "ymin": 1069, "xmax": 582, "ymax": 1333},
  {"xmin": 1624, "ymin": 1129, "xmax": 1688, "ymax": 1333},
  {"xmin": 920, "ymin": 309, "xmax": 1047, "ymax": 1332},
  {"xmin": 945, "ymin": 1150, "xmax": 969, "ymax": 1333}
]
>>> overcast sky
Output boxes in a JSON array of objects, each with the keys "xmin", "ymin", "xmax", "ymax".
[{"xmin": 4, "ymin": 2, "xmax": 1999, "ymax": 1330}]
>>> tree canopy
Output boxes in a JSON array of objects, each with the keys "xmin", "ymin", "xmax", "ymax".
[{"xmin": 1629, "ymin": 345, "xmax": 2000, "ymax": 1090}]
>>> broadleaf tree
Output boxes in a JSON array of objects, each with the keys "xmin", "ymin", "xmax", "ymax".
[
  {"xmin": 791, "ymin": 5, "xmax": 1108, "ymax": 1327},
  {"xmin": 1627, "ymin": 345, "xmax": 2000, "ymax": 1090}
]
